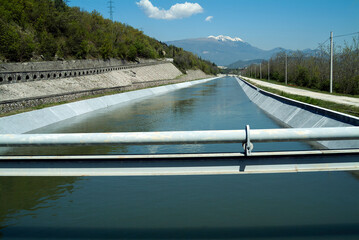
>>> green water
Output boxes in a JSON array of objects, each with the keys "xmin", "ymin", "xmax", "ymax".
[{"xmin": 0, "ymin": 77, "xmax": 358, "ymax": 239}]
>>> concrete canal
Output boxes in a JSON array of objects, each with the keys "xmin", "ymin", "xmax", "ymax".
[{"xmin": 0, "ymin": 77, "xmax": 359, "ymax": 239}]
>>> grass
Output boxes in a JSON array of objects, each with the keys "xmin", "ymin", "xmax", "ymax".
[
  {"xmin": 245, "ymin": 77, "xmax": 359, "ymax": 99},
  {"xmin": 249, "ymin": 83, "xmax": 359, "ymax": 117}
]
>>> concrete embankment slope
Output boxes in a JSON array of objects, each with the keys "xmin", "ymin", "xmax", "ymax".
[
  {"xmin": 237, "ymin": 77, "xmax": 359, "ymax": 149},
  {"xmin": 240, "ymin": 76, "xmax": 359, "ymax": 107},
  {"xmin": 0, "ymin": 76, "xmax": 218, "ymax": 134},
  {"xmin": 0, "ymin": 63, "xmax": 181, "ymax": 102},
  {"xmin": 0, "ymin": 62, "xmax": 213, "ymax": 113}
]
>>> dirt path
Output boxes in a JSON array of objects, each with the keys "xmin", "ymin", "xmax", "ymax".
[{"xmin": 240, "ymin": 76, "xmax": 359, "ymax": 107}]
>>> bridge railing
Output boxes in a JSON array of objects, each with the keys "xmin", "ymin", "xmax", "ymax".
[
  {"xmin": 1, "ymin": 126, "xmax": 359, "ymax": 176},
  {"xmin": 1, "ymin": 126, "xmax": 359, "ymax": 155}
]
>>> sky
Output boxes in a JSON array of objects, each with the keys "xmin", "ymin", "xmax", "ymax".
[{"xmin": 69, "ymin": 0, "xmax": 359, "ymax": 51}]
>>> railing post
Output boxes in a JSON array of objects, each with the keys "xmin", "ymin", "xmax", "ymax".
[{"xmin": 244, "ymin": 125, "xmax": 253, "ymax": 156}]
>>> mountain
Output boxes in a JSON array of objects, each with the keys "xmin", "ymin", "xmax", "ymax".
[
  {"xmin": 167, "ymin": 35, "xmax": 287, "ymax": 66},
  {"xmin": 227, "ymin": 59, "xmax": 264, "ymax": 69}
]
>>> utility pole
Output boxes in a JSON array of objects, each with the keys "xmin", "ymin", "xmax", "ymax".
[
  {"xmin": 254, "ymin": 65, "xmax": 257, "ymax": 78},
  {"xmin": 108, "ymin": 0, "xmax": 114, "ymax": 21},
  {"xmin": 260, "ymin": 63, "xmax": 262, "ymax": 79},
  {"xmin": 285, "ymin": 53, "xmax": 288, "ymax": 85},
  {"xmin": 268, "ymin": 59, "xmax": 270, "ymax": 81},
  {"xmin": 330, "ymin": 31, "xmax": 333, "ymax": 93}
]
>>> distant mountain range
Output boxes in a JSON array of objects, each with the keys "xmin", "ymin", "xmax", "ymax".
[
  {"xmin": 227, "ymin": 59, "xmax": 264, "ymax": 69},
  {"xmin": 167, "ymin": 35, "xmax": 316, "ymax": 67}
]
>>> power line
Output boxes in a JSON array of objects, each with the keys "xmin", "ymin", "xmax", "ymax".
[
  {"xmin": 318, "ymin": 31, "xmax": 359, "ymax": 48},
  {"xmin": 319, "ymin": 38, "xmax": 330, "ymax": 46},
  {"xmin": 334, "ymin": 31, "xmax": 359, "ymax": 38}
]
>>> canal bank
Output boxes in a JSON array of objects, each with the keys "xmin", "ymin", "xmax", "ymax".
[
  {"xmin": 0, "ymin": 76, "xmax": 218, "ymax": 134},
  {"xmin": 237, "ymin": 77, "xmax": 359, "ymax": 149},
  {"xmin": 0, "ymin": 62, "xmax": 214, "ymax": 114}
]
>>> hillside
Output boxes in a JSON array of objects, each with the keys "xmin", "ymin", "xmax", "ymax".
[
  {"xmin": 227, "ymin": 59, "xmax": 264, "ymax": 69},
  {"xmin": 0, "ymin": 0, "xmax": 218, "ymax": 75}
]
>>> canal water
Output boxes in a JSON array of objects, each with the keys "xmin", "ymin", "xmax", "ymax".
[{"xmin": 0, "ymin": 77, "xmax": 359, "ymax": 239}]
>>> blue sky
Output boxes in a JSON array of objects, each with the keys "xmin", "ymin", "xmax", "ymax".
[{"xmin": 69, "ymin": 0, "xmax": 359, "ymax": 50}]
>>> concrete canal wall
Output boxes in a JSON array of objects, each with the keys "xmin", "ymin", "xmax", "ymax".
[
  {"xmin": 237, "ymin": 77, "xmax": 359, "ymax": 149},
  {"xmin": 0, "ymin": 77, "xmax": 218, "ymax": 134},
  {"xmin": 0, "ymin": 62, "xmax": 214, "ymax": 113}
]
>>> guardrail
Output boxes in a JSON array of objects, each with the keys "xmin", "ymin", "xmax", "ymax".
[
  {"xmin": 1, "ymin": 126, "xmax": 359, "ymax": 155},
  {"xmin": 1, "ymin": 126, "xmax": 358, "ymax": 176}
]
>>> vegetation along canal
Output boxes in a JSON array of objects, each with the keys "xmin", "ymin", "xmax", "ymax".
[{"xmin": 0, "ymin": 77, "xmax": 359, "ymax": 239}]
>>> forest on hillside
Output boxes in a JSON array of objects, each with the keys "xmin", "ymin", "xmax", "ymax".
[
  {"xmin": 242, "ymin": 37, "xmax": 359, "ymax": 95},
  {"xmin": 0, "ymin": 0, "xmax": 219, "ymax": 75}
]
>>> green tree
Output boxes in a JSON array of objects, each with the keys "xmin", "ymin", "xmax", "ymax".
[{"xmin": 38, "ymin": 31, "xmax": 57, "ymax": 60}]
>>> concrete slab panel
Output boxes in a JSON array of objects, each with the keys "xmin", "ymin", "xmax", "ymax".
[
  {"xmin": 48, "ymin": 104, "xmax": 78, "ymax": 121},
  {"xmin": 67, "ymin": 101, "xmax": 97, "ymax": 115},
  {"xmin": 26, "ymin": 109, "xmax": 61, "ymax": 131},
  {"xmin": 0, "ymin": 112, "xmax": 37, "ymax": 134},
  {"xmin": 125, "ymin": 89, "xmax": 154, "ymax": 100},
  {"xmin": 149, "ymin": 86, "xmax": 170, "ymax": 95}
]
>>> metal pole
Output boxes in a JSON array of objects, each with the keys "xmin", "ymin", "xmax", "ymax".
[
  {"xmin": 330, "ymin": 31, "xmax": 333, "ymax": 93},
  {"xmin": 285, "ymin": 53, "xmax": 288, "ymax": 85}
]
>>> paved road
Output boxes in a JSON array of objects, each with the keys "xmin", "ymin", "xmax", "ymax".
[{"xmin": 240, "ymin": 76, "xmax": 359, "ymax": 108}]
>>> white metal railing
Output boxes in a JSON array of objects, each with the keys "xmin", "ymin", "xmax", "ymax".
[
  {"xmin": 1, "ymin": 126, "xmax": 359, "ymax": 156},
  {"xmin": 1, "ymin": 126, "xmax": 359, "ymax": 176}
]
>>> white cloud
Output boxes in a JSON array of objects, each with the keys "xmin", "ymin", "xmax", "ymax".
[
  {"xmin": 136, "ymin": 0, "xmax": 203, "ymax": 20},
  {"xmin": 205, "ymin": 16, "xmax": 213, "ymax": 22}
]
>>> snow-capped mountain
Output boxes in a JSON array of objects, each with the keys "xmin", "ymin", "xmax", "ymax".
[
  {"xmin": 208, "ymin": 35, "xmax": 244, "ymax": 42},
  {"xmin": 167, "ymin": 35, "xmax": 289, "ymax": 66}
]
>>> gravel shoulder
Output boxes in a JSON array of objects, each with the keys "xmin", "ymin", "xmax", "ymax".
[{"xmin": 241, "ymin": 76, "xmax": 359, "ymax": 107}]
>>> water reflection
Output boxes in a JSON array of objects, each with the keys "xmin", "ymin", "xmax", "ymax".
[
  {"xmin": 193, "ymin": 81, "xmax": 219, "ymax": 96},
  {"xmin": 0, "ymin": 177, "xmax": 80, "ymax": 229}
]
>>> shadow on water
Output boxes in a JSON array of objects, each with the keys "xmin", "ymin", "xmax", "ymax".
[
  {"xmin": 1, "ymin": 224, "xmax": 359, "ymax": 239},
  {"xmin": 349, "ymin": 171, "xmax": 359, "ymax": 180},
  {"xmin": 0, "ymin": 177, "xmax": 81, "ymax": 229}
]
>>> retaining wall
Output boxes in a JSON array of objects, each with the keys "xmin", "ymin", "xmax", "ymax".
[
  {"xmin": 0, "ymin": 59, "xmax": 163, "ymax": 85},
  {"xmin": 0, "ymin": 62, "xmax": 185, "ymax": 113},
  {"xmin": 0, "ymin": 77, "xmax": 218, "ymax": 134},
  {"xmin": 237, "ymin": 77, "xmax": 359, "ymax": 149}
]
